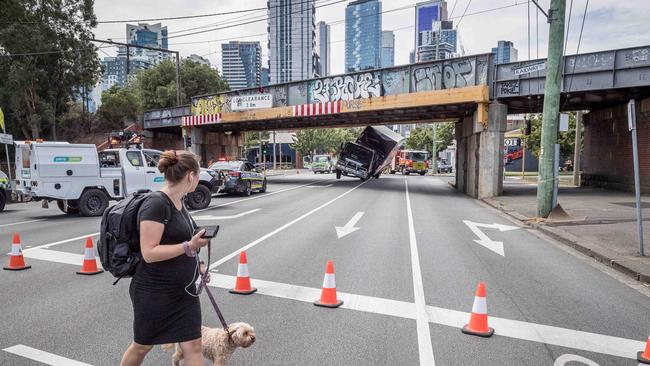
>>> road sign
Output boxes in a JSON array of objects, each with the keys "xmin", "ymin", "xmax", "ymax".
[
  {"xmin": 0, "ymin": 133, "xmax": 13, "ymax": 145},
  {"xmin": 231, "ymin": 94, "xmax": 273, "ymax": 111},
  {"xmin": 504, "ymin": 138, "xmax": 520, "ymax": 147},
  {"xmin": 513, "ymin": 61, "xmax": 546, "ymax": 76},
  {"xmin": 559, "ymin": 113, "xmax": 569, "ymax": 132}
]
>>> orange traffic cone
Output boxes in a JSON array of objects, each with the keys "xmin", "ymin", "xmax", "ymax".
[
  {"xmin": 229, "ymin": 251, "xmax": 257, "ymax": 295},
  {"xmin": 3, "ymin": 233, "xmax": 31, "ymax": 271},
  {"xmin": 76, "ymin": 237, "xmax": 103, "ymax": 275},
  {"xmin": 462, "ymin": 282, "xmax": 494, "ymax": 337},
  {"xmin": 314, "ymin": 260, "xmax": 343, "ymax": 308},
  {"xmin": 639, "ymin": 332, "xmax": 650, "ymax": 364}
]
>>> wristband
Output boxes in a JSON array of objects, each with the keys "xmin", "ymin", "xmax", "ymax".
[{"xmin": 183, "ymin": 241, "xmax": 196, "ymax": 257}]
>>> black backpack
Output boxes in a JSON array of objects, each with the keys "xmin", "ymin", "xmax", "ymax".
[{"xmin": 98, "ymin": 190, "xmax": 171, "ymax": 285}]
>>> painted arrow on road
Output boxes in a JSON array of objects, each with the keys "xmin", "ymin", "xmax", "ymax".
[
  {"xmin": 335, "ymin": 211, "xmax": 364, "ymax": 239},
  {"xmin": 462, "ymin": 220, "xmax": 519, "ymax": 256}
]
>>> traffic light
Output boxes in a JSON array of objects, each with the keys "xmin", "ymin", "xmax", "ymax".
[
  {"xmin": 185, "ymin": 136, "xmax": 192, "ymax": 148},
  {"xmin": 261, "ymin": 143, "xmax": 269, "ymax": 155}
]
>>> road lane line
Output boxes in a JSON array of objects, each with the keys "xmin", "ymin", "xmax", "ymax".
[
  {"xmin": 207, "ymin": 274, "xmax": 644, "ymax": 360},
  {"xmin": 22, "ymin": 232, "xmax": 100, "ymax": 252},
  {"xmin": 404, "ymin": 178, "xmax": 436, "ymax": 365},
  {"xmin": 193, "ymin": 209, "xmax": 261, "ymax": 221},
  {"xmin": 209, "ymin": 180, "xmax": 366, "ymax": 270},
  {"xmin": 3, "ymin": 345, "xmax": 93, "ymax": 366},
  {"xmin": 0, "ymin": 219, "xmax": 45, "ymax": 228},
  {"xmin": 191, "ymin": 179, "xmax": 323, "ymax": 214},
  {"xmin": 21, "ymin": 248, "xmax": 103, "ymax": 268}
]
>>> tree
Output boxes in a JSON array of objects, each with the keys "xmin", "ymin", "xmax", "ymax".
[
  {"xmin": 134, "ymin": 59, "xmax": 229, "ymax": 110},
  {"xmin": 96, "ymin": 84, "xmax": 142, "ymax": 131},
  {"xmin": 522, "ymin": 113, "xmax": 580, "ymax": 159},
  {"xmin": 0, "ymin": 0, "xmax": 100, "ymax": 140},
  {"xmin": 291, "ymin": 128, "xmax": 358, "ymax": 161},
  {"xmin": 405, "ymin": 122, "xmax": 454, "ymax": 155}
]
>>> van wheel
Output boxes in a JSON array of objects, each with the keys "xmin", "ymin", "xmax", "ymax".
[
  {"xmin": 0, "ymin": 191, "xmax": 6, "ymax": 212},
  {"xmin": 56, "ymin": 200, "xmax": 80, "ymax": 215},
  {"xmin": 78, "ymin": 189, "xmax": 109, "ymax": 217},
  {"xmin": 187, "ymin": 184, "xmax": 211, "ymax": 210},
  {"xmin": 260, "ymin": 179, "xmax": 267, "ymax": 193},
  {"xmin": 336, "ymin": 170, "xmax": 341, "ymax": 179}
]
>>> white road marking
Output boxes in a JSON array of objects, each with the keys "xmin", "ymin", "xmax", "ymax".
[
  {"xmin": 307, "ymin": 184, "xmax": 333, "ymax": 188},
  {"xmin": 335, "ymin": 211, "xmax": 364, "ymax": 239},
  {"xmin": 22, "ymin": 248, "xmax": 103, "ymax": 268},
  {"xmin": 554, "ymin": 354, "xmax": 600, "ymax": 366},
  {"xmin": 193, "ymin": 209, "xmax": 261, "ymax": 221},
  {"xmin": 207, "ymin": 274, "xmax": 645, "ymax": 361},
  {"xmin": 404, "ymin": 178, "xmax": 436, "ymax": 365},
  {"xmin": 3, "ymin": 345, "xmax": 94, "ymax": 366},
  {"xmin": 191, "ymin": 179, "xmax": 322, "ymax": 214},
  {"xmin": 462, "ymin": 220, "xmax": 519, "ymax": 256},
  {"xmin": 23, "ymin": 232, "xmax": 100, "ymax": 252},
  {"xmin": 209, "ymin": 180, "xmax": 366, "ymax": 270},
  {"xmin": 0, "ymin": 219, "xmax": 45, "ymax": 228}
]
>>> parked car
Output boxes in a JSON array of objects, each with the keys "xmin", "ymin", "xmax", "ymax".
[
  {"xmin": 437, "ymin": 160, "xmax": 453, "ymax": 174},
  {"xmin": 0, "ymin": 170, "xmax": 8, "ymax": 212},
  {"xmin": 210, "ymin": 160, "xmax": 266, "ymax": 196},
  {"xmin": 312, "ymin": 155, "xmax": 333, "ymax": 173}
]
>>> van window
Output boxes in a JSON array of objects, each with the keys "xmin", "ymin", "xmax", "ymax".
[
  {"xmin": 143, "ymin": 151, "xmax": 160, "ymax": 168},
  {"xmin": 126, "ymin": 151, "xmax": 143, "ymax": 167},
  {"xmin": 99, "ymin": 151, "xmax": 121, "ymax": 168}
]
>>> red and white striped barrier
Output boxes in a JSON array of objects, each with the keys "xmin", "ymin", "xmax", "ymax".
[
  {"xmin": 182, "ymin": 113, "xmax": 221, "ymax": 126},
  {"xmin": 292, "ymin": 101, "xmax": 341, "ymax": 117}
]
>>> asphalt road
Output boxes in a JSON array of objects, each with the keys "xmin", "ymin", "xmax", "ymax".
[{"xmin": 0, "ymin": 173, "xmax": 649, "ymax": 365}]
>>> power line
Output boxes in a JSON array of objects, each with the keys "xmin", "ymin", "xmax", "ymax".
[
  {"xmin": 0, "ymin": 45, "xmax": 112, "ymax": 58},
  {"xmin": 454, "ymin": 0, "xmax": 473, "ymax": 29},
  {"xmin": 566, "ymin": 0, "xmax": 589, "ymax": 96}
]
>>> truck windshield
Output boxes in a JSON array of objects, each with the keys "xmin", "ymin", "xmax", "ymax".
[
  {"xmin": 314, "ymin": 156, "xmax": 329, "ymax": 163},
  {"xmin": 409, "ymin": 152, "xmax": 428, "ymax": 161},
  {"xmin": 344, "ymin": 144, "xmax": 373, "ymax": 165}
]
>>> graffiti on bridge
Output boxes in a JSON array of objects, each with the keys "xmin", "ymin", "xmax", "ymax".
[
  {"xmin": 411, "ymin": 59, "xmax": 476, "ymax": 92},
  {"xmin": 192, "ymin": 95, "xmax": 224, "ymax": 116},
  {"xmin": 310, "ymin": 72, "xmax": 382, "ymax": 103}
]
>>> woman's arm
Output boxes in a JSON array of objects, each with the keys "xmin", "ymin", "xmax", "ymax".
[{"xmin": 139, "ymin": 221, "xmax": 207, "ymax": 263}]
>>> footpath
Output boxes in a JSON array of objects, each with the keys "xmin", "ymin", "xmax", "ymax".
[{"xmin": 484, "ymin": 177, "xmax": 650, "ymax": 284}]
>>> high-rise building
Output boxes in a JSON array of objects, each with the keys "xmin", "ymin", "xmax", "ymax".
[
  {"xmin": 315, "ymin": 21, "xmax": 331, "ymax": 76},
  {"xmin": 268, "ymin": 0, "xmax": 317, "ymax": 83},
  {"xmin": 186, "ymin": 54, "xmax": 211, "ymax": 67},
  {"xmin": 345, "ymin": 0, "xmax": 382, "ymax": 72},
  {"xmin": 221, "ymin": 41, "xmax": 262, "ymax": 90},
  {"xmin": 381, "ymin": 31, "xmax": 395, "ymax": 68},
  {"xmin": 261, "ymin": 68, "xmax": 270, "ymax": 86},
  {"xmin": 127, "ymin": 23, "xmax": 168, "ymax": 49},
  {"xmin": 414, "ymin": 1, "xmax": 457, "ymax": 61},
  {"xmin": 491, "ymin": 40, "xmax": 518, "ymax": 65}
]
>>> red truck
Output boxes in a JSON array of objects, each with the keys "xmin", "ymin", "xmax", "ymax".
[{"xmin": 389, "ymin": 149, "xmax": 429, "ymax": 175}]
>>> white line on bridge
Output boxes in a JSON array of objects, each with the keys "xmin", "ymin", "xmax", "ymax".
[
  {"xmin": 0, "ymin": 219, "xmax": 45, "ymax": 228},
  {"xmin": 209, "ymin": 180, "xmax": 366, "ymax": 271},
  {"xmin": 207, "ymin": 274, "xmax": 644, "ymax": 361},
  {"xmin": 404, "ymin": 178, "xmax": 436, "ymax": 366},
  {"xmin": 3, "ymin": 345, "xmax": 93, "ymax": 366}
]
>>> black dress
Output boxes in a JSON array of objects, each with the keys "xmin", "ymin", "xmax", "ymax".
[{"xmin": 129, "ymin": 191, "xmax": 201, "ymax": 345}]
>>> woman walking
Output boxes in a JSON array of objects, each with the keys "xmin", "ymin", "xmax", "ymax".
[{"xmin": 120, "ymin": 150, "xmax": 210, "ymax": 366}]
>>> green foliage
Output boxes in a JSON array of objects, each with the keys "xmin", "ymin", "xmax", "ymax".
[
  {"xmin": 522, "ymin": 113, "xmax": 581, "ymax": 159},
  {"xmin": 405, "ymin": 122, "xmax": 455, "ymax": 154},
  {"xmin": 133, "ymin": 59, "xmax": 229, "ymax": 110},
  {"xmin": 96, "ymin": 84, "xmax": 142, "ymax": 131},
  {"xmin": 0, "ymin": 0, "xmax": 100, "ymax": 139},
  {"xmin": 244, "ymin": 131, "xmax": 270, "ymax": 150},
  {"xmin": 291, "ymin": 128, "xmax": 358, "ymax": 160}
]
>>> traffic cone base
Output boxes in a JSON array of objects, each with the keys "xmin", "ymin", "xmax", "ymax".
[
  {"xmin": 76, "ymin": 268, "xmax": 103, "ymax": 275},
  {"xmin": 229, "ymin": 287, "xmax": 257, "ymax": 295},
  {"xmin": 4, "ymin": 233, "xmax": 31, "ymax": 271},
  {"xmin": 230, "ymin": 251, "xmax": 256, "ymax": 295},
  {"xmin": 461, "ymin": 325, "xmax": 494, "ymax": 338},
  {"xmin": 314, "ymin": 261, "xmax": 343, "ymax": 308},
  {"xmin": 314, "ymin": 299, "xmax": 343, "ymax": 308},
  {"xmin": 639, "ymin": 351, "xmax": 650, "ymax": 364}
]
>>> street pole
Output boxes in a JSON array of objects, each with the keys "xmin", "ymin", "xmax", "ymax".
[
  {"xmin": 258, "ymin": 131, "xmax": 262, "ymax": 165},
  {"xmin": 536, "ymin": 0, "xmax": 566, "ymax": 218},
  {"xmin": 628, "ymin": 100, "xmax": 644, "ymax": 256},
  {"xmin": 521, "ymin": 140, "xmax": 526, "ymax": 179},
  {"xmin": 272, "ymin": 131, "xmax": 277, "ymax": 170},
  {"xmin": 573, "ymin": 111, "xmax": 583, "ymax": 186},
  {"xmin": 432, "ymin": 123, "xmax": 438, "ymax": 174}
]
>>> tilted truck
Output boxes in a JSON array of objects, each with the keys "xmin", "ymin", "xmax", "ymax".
[
  {"xmin": 13, "ymin": 141, "xmax": 224, "ymax": 216},
  {"xmin": 334, "ymin": 126, "xmax": 405, "ymax": 180}
]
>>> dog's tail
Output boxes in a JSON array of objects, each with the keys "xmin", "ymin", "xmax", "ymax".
[{"xmin": 160, "ymin": 344, "xmax": 175, "ymax": 351}]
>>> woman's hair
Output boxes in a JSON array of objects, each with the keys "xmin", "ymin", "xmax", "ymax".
[{"xmin": 158, "ymin": 150, "xmax": 200, "ymax": 184}]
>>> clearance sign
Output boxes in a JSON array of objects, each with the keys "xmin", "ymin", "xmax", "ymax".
[{"xmin": 230, "ymin": 94, "xmax": 273, "ymax": 111}]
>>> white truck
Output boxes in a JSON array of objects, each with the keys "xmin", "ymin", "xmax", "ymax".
[{"xmin": 14, "ymin": 141, "xmax": 224, "ymax": 216}]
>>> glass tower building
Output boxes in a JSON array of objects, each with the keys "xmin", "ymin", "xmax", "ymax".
[
  {"xmin": 221, "ymin": 41, "xmax": 262, "ymax": 90},
  {"xmin": 345, "ymin": 0, "xmax": 382, "ymax": 72},
  {"xmin": 381, "ymin": 31, "xmax": 395, "ymax": 68},
  {"xmin": 315, "ymin": 21, "xmax": 331, "ymax": 76},
  {"xmin": 491, "ymin": 40, "xmax": 518, "ymax": 65},
  {"xmin": 414, "ymin": 1, "xmax": 457, "ymax": 61}
]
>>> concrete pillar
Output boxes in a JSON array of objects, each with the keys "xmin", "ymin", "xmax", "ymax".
[
  {"xmin": 189, "ymin": 127, "xmax": 205, "ymax": 163},
  {"xmin": 454, "ymin": 121, "xmax": 465, "ymax": 192},
  {"xmin": 477, "ymin": 101, "xmax": 507, "ymax": 199}
]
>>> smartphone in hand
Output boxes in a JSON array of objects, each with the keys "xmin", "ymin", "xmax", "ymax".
[{"xmin": 194, "ymin": 225, "xmax": 219, "ymax": 239}]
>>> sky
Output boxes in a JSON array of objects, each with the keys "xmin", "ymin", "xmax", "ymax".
[{"xmin": 91, "ymin": 0, "xmax": 650, "ymax": 75}]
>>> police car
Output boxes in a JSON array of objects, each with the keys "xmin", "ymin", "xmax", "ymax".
[
  {"xmin": 209, "ymin": 160, "xmax": 266, "ymax": 196},
  {"xmin": 0, "ymin": 170, "xmax": 8, "ymax": 212}
]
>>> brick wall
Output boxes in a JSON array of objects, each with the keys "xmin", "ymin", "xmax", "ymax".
[{"xmin": 582, "ymin": 97, "xmax": 650, "ymax": 193}]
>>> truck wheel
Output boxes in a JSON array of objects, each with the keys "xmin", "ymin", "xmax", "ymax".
[
  {"xmin": 419, "ymin": 172, "xmax": 426, "ymax": 176},
  {"xmin": 336, "ymin": 170, "xmax": 341, "ymax": 179},
  {"xmin": 260, "ymin": 179, "xmax": 267, "ymax": 193},
  {"xmin": 0, "ymin": 191, "xmax": 5, "ymax": 212},
  {"xmin": 187, "ymin": 184, "xmax": 211, "ymax": 210},
  {"xmin": 78, "ymin": 189, "xmax": 109, "ymax": 217},
  {"xmin": 374, "ymin": 173, "xmax": 380, "ymax": 179},
  {"xmin": 56, "ymin": 200, "xmax": 80, "ymax": 215}
]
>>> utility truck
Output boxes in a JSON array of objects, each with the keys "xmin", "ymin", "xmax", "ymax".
[
  {"xmin": 334, "ymin": 126, "xmax": 405, "ymax": 180},
  {"xmin": 14, "ymin": 140, "xmax": 223, "ymax": 216}
]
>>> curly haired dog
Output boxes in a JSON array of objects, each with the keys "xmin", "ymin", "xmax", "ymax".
[{"xmin": 162, "ymin": 323, "xmax": 256, "ymax": 366}]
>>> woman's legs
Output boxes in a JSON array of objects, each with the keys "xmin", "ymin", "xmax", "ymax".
[
  {"xmin": 119, "ymin": 342, "xmax": 153, "ymax": 366},
  {"xmin": 178, "ymin": 338, "xmax": 203, "ymax": 366}
]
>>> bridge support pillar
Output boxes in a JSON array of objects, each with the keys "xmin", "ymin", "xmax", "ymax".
[
  {"xmin": 188, "ymin": 128, "xmax": 243, "ymax": 166},
  {"xmin": 455, "ymin": 102, "xmax": 507, "ymax": 199}
]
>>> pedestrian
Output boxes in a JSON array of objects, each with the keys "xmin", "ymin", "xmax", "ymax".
[{"xmin": 120, "ymin": 150, "xmax": 210, "ymax": 366}]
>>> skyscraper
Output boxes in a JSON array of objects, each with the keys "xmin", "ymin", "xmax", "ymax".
[
  {"xmin": 491, "ymin": 40, "xmax": 518, "ymax": 64},
  {"xmin": 381, "ymin": 31, "xmax": 395, "ymax": 68},
  {"xmin": 345, "ymin": 0, "xmax": 382, "ymax": 72},
  {"xmin": 268, "ymin": 0, "xmax": 317, "ymax": 83},
  {"xmin": 315, "ymin": 21, "xmax": 331, "ymax": 76},
  {"xmin": 221, "ymin": 41, "xmax": 262, "ymax": 90},
  {"xmin": 414, "ymin": 1, "xmax": 457, "ymax": 61}
]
